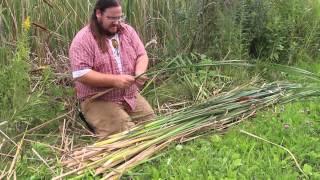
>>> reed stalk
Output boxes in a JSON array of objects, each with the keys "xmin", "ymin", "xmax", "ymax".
[{"xmin": 55, "ymin": 82, "xmax": 319, "ymax": 179}]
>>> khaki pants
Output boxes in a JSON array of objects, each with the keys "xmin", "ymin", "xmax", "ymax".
[{"xmin": 81, "ymin": 94, "xmax": 155, "ymax": 138}]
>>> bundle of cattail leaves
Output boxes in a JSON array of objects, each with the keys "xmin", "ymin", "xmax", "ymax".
[{"xmin": 55, "ymin": 82, "xmax": 319, "ymax": 180}]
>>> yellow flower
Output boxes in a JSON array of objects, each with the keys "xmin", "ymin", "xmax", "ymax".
[{"xmin": 23, "ymin": 16, "xmax": 31, "ymax": 31}]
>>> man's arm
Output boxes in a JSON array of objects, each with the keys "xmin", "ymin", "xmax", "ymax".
[
  {"xmin": 77, "ymin": 70, "xmax": 135, "ymax": 89},
  {"xmin": 69, "ymin": 31, "xmax": 135, "ymax": 89},
  {"xmin": 135, "ymin": 54, "xmax": 149, "ymax": 76},
  {"xmin": 124, "ymin": 24, "xmax": 149, "ymax": 76},
  {"xmin": 134, "ymin": 54, "xmax": 149, "ymax": 87}
]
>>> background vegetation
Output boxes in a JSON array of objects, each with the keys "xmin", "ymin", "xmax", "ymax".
[{"xmin": 0, "ymin": 0, "xmax": 319, "ymax": 179}]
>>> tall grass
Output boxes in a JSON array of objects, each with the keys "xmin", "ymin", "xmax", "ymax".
[
  {"xmin": 1, "ymin": 0, "xmax": 320, "ymax": 63},
  {"xmin": 0, "ymin": 20, "xmax": 30, "ymax": 123},
  {"xmin": 0, "ymin": 16, "xmax": 64, "ymax": 134},
  {"xmin": 0, "ymin": 0, "xmax": 94, "ymax": 58}
]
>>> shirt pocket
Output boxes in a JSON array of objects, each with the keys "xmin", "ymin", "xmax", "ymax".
[
  {"xmin": 120, "ymin": 41, "xmax": 137, "ymax": 74},
  {"xmin": 93, "ymin": 54, "xmax": 114, "ymax": 74},
  {"xmin": 121, "ymin": 36, "xmax": 138, "ymax": 61}
]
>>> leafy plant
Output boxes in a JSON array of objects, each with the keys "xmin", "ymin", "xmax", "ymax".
[
  {"xmin": 0, "ymin": 17, "xmax": 31, "ymax": 123},
  {"xmin": 0, "ymin": 16, "xmax": 64, "ymax": 132}
]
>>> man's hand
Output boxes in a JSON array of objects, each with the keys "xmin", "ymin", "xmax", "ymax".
[
  {"xmin": 135, "ymin": 74, "xmax": 149, "ymax": 88},
  {"xmin": 113, "ymin": 75, "xmax": 135, "ymax": 89}
]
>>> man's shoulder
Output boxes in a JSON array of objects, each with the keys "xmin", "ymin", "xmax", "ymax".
[
  {"xmin": 71, "ymin": 25, "xmax": 93, "ymax": 45},
  {"xmin": 120, "ymin": 23, "xmax": 137, "ymax": 34}
]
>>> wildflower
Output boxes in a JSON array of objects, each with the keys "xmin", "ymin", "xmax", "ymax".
[{"xmin": 23, "ymin": 16, "xmax": 31, "ymax": 31}]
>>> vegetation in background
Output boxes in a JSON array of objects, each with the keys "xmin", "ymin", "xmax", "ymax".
[
  {"xmin": 120, "ymin": 0, "xmax": 320, "ymax": 63},
  {"xmin": 0, "ymin": 0, "xmax": 320, "ymax": 179},
  {"xmin": 0, "ymin": 16, "xmax": 31, "ymax": 123},
  {"xmin": 1, "ymin": 0, "xmax": 319, "ymax": 63},
  {"xmin": 0, "ymin": 16, "xmax": 63, "ymax": 133}
]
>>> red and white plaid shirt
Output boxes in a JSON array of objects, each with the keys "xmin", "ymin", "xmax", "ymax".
[{"xmin": 69, "ymin": 23, "xmax": 147, "ymax": 111}]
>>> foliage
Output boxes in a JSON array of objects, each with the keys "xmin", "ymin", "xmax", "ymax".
[
  {"xmin": 0, "ymin": 0, "xmax": 94, "ymax": 55},
  {"xmin": 131, "ymin": 100, "xmax": 320, "ymax": 179},
  {"xmin": 0, "ymin": 17, "xmax": 64, "ymax": 131},
  {"xmin": 1, "ymin": 0, "xmax": 319, "ymax": 64},
  {"xmin": 13, "ymin": 141, "xmax": 59, "ymax": 179},
  {"xmin": 123, "ymin": 0, "xmax": 320, "ymax": 63},
  {"xmin": 143, "ymin": 54, "xmax": 239, "ymax": 106},
  {"xmin": 0, "ymin": 17, "xmax": 32, "ymax": 123}
]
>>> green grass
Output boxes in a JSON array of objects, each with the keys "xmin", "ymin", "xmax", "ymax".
[{"xmin": 128, "ymin": 100, "xmax": 320, "ymax": 179}]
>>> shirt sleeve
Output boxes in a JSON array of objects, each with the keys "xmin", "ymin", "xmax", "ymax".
[
  {"xmin": 72, "ymin": 69, "xmax": 91, "ymax": 79},
  {"xmin": 128, "ymin": 26, "xmax": 147, "ymax": 58},
  {"xmin": 69, "ymin": 36, "xmax": 94, "ymax": 72}
]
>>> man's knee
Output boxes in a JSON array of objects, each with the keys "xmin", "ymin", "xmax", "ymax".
[{"xmin": 80, "ymin": 100, "xmax": 133, "ymax": 138}]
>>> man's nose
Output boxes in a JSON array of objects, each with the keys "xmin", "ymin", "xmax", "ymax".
[{"xmin": 113, "ymin": 21, "xmax": 120, "ymax": 25}]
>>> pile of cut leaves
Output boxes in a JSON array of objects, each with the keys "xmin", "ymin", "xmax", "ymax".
[{"xmin": 55, "ymin": 82, "xmax": 319, "ymax": 179}]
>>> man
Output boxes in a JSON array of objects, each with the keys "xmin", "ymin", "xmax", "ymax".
[{"xmin": 69, "ymin": 0, "xmax": 155, "ymax": 138}]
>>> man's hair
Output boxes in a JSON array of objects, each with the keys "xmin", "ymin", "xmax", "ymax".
[{"xmin": 90, "ymin": 0, "xmax": 121, "ymax": 53}]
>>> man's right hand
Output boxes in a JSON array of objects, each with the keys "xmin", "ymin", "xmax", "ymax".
[
  {"xmin": 113, "ymin": 75, "xmax": 135, "ymax": 89},
  {"xmin": 76, "ymin": 71, "xmax": 136, "ymax": 89}
]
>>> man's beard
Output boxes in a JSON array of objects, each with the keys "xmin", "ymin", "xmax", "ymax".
[{"xmin": 97, "ymin": 21, "xmax": 118, "ymax": 36}]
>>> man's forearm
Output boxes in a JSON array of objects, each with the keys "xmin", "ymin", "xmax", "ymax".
[
  {"xmin": 76, "ymin": 70, "xmax": 116, "ymax": 88},
  {"xmin": 135, "ymin": 54, "xmax": 149, "ymax": 76}
]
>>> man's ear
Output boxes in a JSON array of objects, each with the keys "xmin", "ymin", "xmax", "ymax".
[{"xmin": 96, "ymin": 9, "xmax": 103, "ymax": 20}]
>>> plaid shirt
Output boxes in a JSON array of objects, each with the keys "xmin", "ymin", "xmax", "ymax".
[{"xmin": 69, "ymin": 24, "xmax": 147, "ymax": 111}]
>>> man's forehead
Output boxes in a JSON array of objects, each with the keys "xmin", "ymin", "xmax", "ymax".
[{"xmin": 104, "ymin": 6, "xmax": 122, "ymax": 14}]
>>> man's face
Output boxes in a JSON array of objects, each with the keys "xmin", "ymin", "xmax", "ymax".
[{"xmin": 96, "ymin": 6, "xmax": 123, "ymax": 35}]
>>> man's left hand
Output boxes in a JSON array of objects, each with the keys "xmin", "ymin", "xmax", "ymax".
[{"xmin": 135, "ymin": 74, "xmax": 149, "ymax": 88}]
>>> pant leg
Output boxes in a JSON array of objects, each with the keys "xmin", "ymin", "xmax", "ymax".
[
  {"xmin": 80, "ymin": 100, "xmax": 134, "ymax": 138},
  {"xmin": 128, "ymin": 94, "xmax": 156, "ymax": 124}
]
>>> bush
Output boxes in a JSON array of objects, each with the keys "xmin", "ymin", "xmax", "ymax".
[{"xmin": 0, "ymin": 17, "xmax": 64, "ymax": 133}]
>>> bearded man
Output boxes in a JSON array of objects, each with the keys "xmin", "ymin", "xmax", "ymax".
[{"xmin": 69, "ymin": 0, "xmax": 155, "ymax": 138}]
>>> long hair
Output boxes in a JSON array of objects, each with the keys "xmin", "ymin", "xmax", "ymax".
[{"xmin": 90, "ymin": 0, "xmax": 121, "ymax": 53}]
